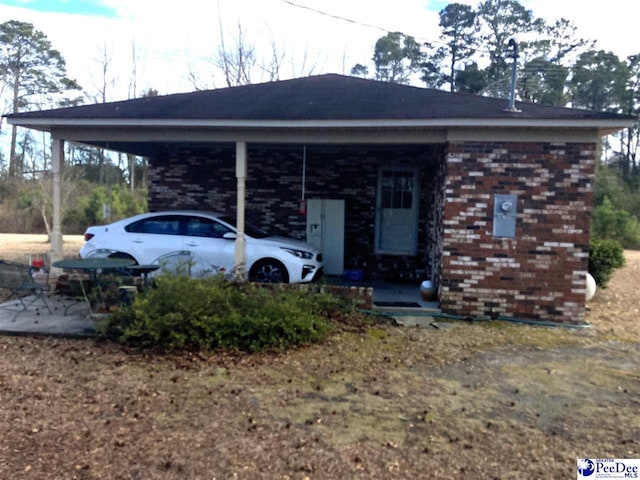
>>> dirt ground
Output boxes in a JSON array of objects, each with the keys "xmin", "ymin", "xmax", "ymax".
[{"xmin": 0, "ymin": 234, "xmax": 638, "ymax": 479}]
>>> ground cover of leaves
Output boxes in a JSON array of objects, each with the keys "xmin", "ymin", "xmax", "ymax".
[{"xmin": 0, "ymin": 235, "xmax": 638, "ymax": 479}]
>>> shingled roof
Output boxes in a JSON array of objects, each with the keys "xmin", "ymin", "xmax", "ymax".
[{"xmin": 7, "ymin": 73, "xmax": 630, "ymax": 125}]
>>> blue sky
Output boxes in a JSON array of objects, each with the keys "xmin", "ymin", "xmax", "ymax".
[
  {"xmin": 0, "ymin": 0, "xmax": 117, "ymax": 16},
  {"xmin": 0, "ymin": 0, "xmax": 447, "ymax": 17},
  {"xmin": 425, "ymin": 0, "xmax": 449, "ymax": 11}
]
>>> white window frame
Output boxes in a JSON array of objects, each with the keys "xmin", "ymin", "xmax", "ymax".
[{"xmin": 374, "ymin": 166, "xmax": 419, "ymax": 256}]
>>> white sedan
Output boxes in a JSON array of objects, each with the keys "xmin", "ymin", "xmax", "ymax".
[{"xmin": 79, "ymin": 211, "xmax": 323, "ymax": 283}]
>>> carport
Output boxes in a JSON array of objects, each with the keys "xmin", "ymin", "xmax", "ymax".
[{"xmin": 6, "ymin": 74, "xmax": 632, "ymax": 324}]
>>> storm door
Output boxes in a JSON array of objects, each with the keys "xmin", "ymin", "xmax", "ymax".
[{"xmin": 375, "ymin": 167, "xmax": 419, "ymax": 255}]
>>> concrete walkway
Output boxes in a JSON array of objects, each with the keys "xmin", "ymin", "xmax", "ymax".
[
  {"xmin": 0, "ymin": 284, "xmax": 448, "ymax": 337},
  {"xmin": 0, "ymin": 294, "xmax": 96, "ymax": 337}
]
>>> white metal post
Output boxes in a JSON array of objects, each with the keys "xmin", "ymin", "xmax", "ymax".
[
  {"xmin": 234, "ymin": 141, "xmax": 247, "ymax": 280},
  {"xmin": 51, "ymin": 138, "xmax": 65, "ymax": 269}
]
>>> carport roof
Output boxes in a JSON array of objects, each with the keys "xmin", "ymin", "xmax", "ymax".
[{"xmin": 5, "ymin": 74, "xmax": 633, "ymax": 131}]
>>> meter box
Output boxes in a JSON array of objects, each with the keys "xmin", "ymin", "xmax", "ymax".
[{"xmin": 492, "ymin": 194, "xmax": 517, "ymax": 238}]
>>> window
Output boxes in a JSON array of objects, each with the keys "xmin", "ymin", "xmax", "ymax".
[
  {"xmin": 217, "ymin": 215, "xmax": 269, "ymax": 238},
  {"xmin": 185, "ymin": 217, "xmax": 231, "ymax": 238},
  {"xmin": 125, "ymin": 215, "xmax": 181, "ymax": 235},
  {"xmin": 380, "ymin": 170, "xmax": 414, "ymax": 209}
]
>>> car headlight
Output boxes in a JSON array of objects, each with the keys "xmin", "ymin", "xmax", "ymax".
[{"xmin": 281, "ymin": 247, "xmax": 314, "ymax": 259}]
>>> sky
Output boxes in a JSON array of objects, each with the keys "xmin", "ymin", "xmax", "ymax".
[
  {"xmin": 1, "ymin": 0, "xmax": 639, "ymax": 104},
  {"xmin": 0, "ymin": 0, "xmax": 441, "ymax": 99}
]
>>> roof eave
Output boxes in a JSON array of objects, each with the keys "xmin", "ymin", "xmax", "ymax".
[{"xmin": 4, "ymin": 117, "xmax": 633, "ymax": 132}]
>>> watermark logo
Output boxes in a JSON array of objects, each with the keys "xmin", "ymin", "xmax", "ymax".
[
  {"xmin": 578, "ymin": 459, "xmax": 640, "ymax": 479},
  {"xmin": 578, "ymin": 459, "xmax": 595, "ymax": 477}
]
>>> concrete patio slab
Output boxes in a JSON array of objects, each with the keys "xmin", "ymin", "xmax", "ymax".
[{"xmin": 0, "ymin": 294, "xmax": 96, "ymax": 337}]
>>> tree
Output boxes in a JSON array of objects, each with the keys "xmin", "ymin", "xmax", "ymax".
[
  {"xmin": 350, "ymin": 63, "xmax": 369, "ymax": 78},
  {"xmin": 517, "ymin": 18, "xmax": 592, "ymax": 106},
  {"xmin": 518, "ymin": 57, "xmax": 568, "ymax": 105},
  {"xmin": 539, "ymin": 18, "xmax": 594, "ymax": 65},
  {"xmin": 372, "ymin": 32, "xmax": 424, "ymax": 84},
  {"xmin": 18, "ymin": 167, "xmax": 82, "ymax": 239},
  {"xmin": 215, "ymin": 20, "xmax": 256, "ymax": 87},
  {"xmin": 591, "ymin": 196, "xmax": 640, "ymax": 249},
  {"xmin": 455, "ymin": 62, "xmax": 488, "ymax": 94},
  {"xmin": 260, "ymin": 34, "xmax": 287, "ymax": 82},
  {"xmin": 432, "ymin": 3, "xmax": 478, "ymax": 92},
  {"xmin": 0, "ymin": 20, "xmax": 80, "ymax": 177},
  {"xmin": 617, "ymin": 53, "xmax": 640, "ymax": 179},
  {"xmin": 569, "ymin": 50, "xmax": 628, "ymax": 111},
  {"xmin": 476, "ymin": 0, "xmax": 538, "ymax": 93}
]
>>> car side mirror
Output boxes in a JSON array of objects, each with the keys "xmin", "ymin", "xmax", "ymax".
[{"xmin": 222, "ymin": 232, "xmax": 237, "ymax": 240}]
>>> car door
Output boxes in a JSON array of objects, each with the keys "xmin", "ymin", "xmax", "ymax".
[
  {"xmin": 182, "ymin": 215, "xmax": 236, "ymax": 277},
  {"xmin": 123, "ymin": 214, "xmax": 185, "ymax": 265}
]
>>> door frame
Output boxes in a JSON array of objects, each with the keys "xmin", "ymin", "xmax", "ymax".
[{"xmin": 374, "ymin": 166, "xmax": 420, "ymax": 256}]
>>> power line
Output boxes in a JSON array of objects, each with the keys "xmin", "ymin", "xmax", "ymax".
[
  {"xmin": 275, "ymin": 0, "xmax": 449, "ymax": 47},
  {"xmin": 275, "ymin": 0, "xmax": 586, "ymax": 82},
  {"xmin": 274, "ymin": 0, "xmax": 570, "ymax": 59},
  {"xmin": 277, "ymin": 0, "xmax": 391, "ymax": 35}
]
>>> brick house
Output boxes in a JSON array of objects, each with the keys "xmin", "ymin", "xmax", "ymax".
[{"xmin": 7, "ymin": 74, "xmax": 632, "ymax": 324}]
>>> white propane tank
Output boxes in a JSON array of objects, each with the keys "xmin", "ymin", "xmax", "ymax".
[{"xmin": 586, "ymin": 272, "xmax": 597, "ymax": 301}]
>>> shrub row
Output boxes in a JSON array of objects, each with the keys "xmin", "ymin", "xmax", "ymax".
[{"xmin": 99, "ymin": 275, "xmax": 341, "ymax": 352}]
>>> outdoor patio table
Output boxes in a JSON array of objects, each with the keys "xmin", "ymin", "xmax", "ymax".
[
  {"xmin": 52, "ymin": 258, "xmax": 135, "ymax": 312},
  {"xmin": 125, "ymin": 264, "xmax": 160, "ymax": 288}
]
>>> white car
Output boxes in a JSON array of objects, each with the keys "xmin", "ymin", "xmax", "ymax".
[{"xmin": 79, "ymin": 211, "xmax": 323, "ymax": 283}]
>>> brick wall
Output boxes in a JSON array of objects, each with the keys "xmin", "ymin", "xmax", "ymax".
[
  {"xmin": 425, "ymin": 152, "xmax": 447, "ymax": 288},
  {"xmin": 147, "ymin": 140, "xmax": 595, "ymax": 324},
  {"xmin": 440, "ymin": 142, "xmax": 596, "ymax": 324},
  {"xmin": 148, "ymin": 144, "xmax": 445, "ymax": 279}
]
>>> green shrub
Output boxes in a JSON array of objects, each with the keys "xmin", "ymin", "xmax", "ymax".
[
  {"xmin": 588, "ymin": 238, "xmax": 625, "ymax": 288},
  {"xmin": 591, "ymin": 196, "xmax": 640, "ymax": 249},
  {"xmin": 99, "ymin": 275, "xmax": 335, "ymax": 352}
]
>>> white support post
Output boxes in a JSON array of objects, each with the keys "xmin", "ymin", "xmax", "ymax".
[
  {"xmin": 234, "ymin": 141, "xmax": 247, "ymax": 280},
  {"xmin": 51, "ymin": 138, "xmax": 65, "ymax": 269}
]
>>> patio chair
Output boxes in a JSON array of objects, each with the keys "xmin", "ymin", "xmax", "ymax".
[
  {"xmin": 155, "ymin": 250, "xmax": 194, "ymax": 276},
  {"xmin": 0, "ymin": 259, "xmax": 52, "ymax": 318}
]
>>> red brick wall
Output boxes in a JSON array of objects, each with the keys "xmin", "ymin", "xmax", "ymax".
[
  {"xmin": 147, "ymin": 140, "xmax": 596, "ymax": 324},
  {"xmin": 148, "ymin": 144, "xmax": 445, "ymax": 278},
  {"xmin": 440, "ymin": 141, "xmax": 596, "ymax": 324}
]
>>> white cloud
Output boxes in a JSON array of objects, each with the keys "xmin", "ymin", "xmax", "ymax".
[
  {"xmin": 0, "ymin": 0, "xmax": 637, "ymax": 102},
  {"xmin": 0, "ymin": 0, "xmax": 440, "ymax": 100},
  {"xmin": 1, "ymin": 0, "xmax": 636, "ymax": 163},
  {"xmin": 522, "ymin": 0, "xmax": 639, "ymax": 58}
]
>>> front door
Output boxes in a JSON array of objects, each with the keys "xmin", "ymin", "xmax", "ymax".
[{"xmin": 375, "ymin": 168, "xmax": 419, "ymax": 255}]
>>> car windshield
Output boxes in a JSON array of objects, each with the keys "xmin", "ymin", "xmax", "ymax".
[{"xmin": 217, "ymin": 215, "xmax": 270, "ymax": 239}]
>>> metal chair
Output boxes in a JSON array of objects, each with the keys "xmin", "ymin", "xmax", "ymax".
[{"xmin": 0, "ymin": 260, "xmax": 52, "ymax": 319}]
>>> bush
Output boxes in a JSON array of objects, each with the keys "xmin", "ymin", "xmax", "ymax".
[
  {"xmin": 591, "ymin": 196, "xmax": 640, "ymax": 249},
  {"xmin": 99, "ymin": 275, "xmax": 337, "ymax": 352},
  {"xmin": 588, "ymin": 238, "xmax": 625, "ymax": 288}
]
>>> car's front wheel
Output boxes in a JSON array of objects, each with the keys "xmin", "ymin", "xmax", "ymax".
[{"xmin": 249, "ymin": 259, "xmax": 289, "ymax": 283}]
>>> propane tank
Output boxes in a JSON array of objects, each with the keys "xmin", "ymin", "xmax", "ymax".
[{"xmin": 586, "ymin": 272, "xmax": 597, "ymax": 301}]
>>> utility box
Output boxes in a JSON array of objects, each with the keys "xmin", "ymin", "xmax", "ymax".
[{"xmin": 493, "ymin": 194, "xmax": 517, "ymax": 238}]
